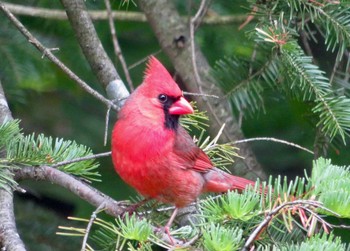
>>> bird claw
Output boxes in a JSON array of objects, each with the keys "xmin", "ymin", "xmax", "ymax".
[
  {"xmin": 155, "ymin": 226, "xmax": 178, "ymax": 246},
  {"xmin": 121, "ymin": 198, "xmax": 150, "ymax": 217}
]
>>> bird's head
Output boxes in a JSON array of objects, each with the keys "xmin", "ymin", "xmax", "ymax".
[{"xmin": 132, "ymin": 56, "xmax": 194, "ymax": 130}]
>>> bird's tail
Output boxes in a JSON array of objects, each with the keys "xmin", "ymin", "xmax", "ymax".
[{"xmin": 202, "ymin": 168, "xmax": 256, "ymax": 193}]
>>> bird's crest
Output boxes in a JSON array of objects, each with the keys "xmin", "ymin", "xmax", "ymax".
[
  {"xmin": 145, "ymin": 56, "xmax": 169, "ymax": 78},
  {"xmin": 143, "ymin": 56, "xmax": 182, "ymax": 97}
]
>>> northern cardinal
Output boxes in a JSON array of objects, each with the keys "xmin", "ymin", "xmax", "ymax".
[{"xmin": 111, "ymin": 56, "xmax": 255, "ymax": 233}]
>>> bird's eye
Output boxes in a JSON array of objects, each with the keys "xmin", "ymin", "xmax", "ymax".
[{"xmin": 158, "ymin": 94, "xmax": 168, "ymax": 103}]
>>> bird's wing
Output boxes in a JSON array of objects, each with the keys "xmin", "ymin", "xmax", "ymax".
[{"xmin": 172, "ymin": 126, "xmax": 213, "ymax": 173}]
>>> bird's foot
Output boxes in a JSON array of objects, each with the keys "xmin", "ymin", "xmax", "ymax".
[
  {"xmin": 122, "ymin": 198, "xmax": 150, "ymax": 216},
  {"xmin": 155, "ymin": 226, "xmax": 179, "ymax": 246}
]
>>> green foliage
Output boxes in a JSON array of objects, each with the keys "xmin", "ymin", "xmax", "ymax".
[
  {"xmin": 0, "ymin": 120, "xmax": 101, "ymax": 189},
  {"xmin": 202, "ymin": 223, "xmax": 243, "ymax": 251},
  {"xmin": 60, "ymin": 214, "xmax": 153, "ymax": 251},
  {"xmin": 201, "ymin": 189, "xmax": 260, "ymax": 222},
  {"xmin": 280, "ymin": 233, "xmax": 346, "ymax": 251},
  {"xmin": 0, "ymin": 119, "xmax": 22, "ymax": 190},
  {"xmin": 59, "ymin": 157, "xmax": 350, "ymax": 250},
  {"xmin": 213, "ymin": 57, "xmax": 265, "ymax": 115},
  {"xmin": 180, "ymin": 102, "xmax": 209, "ymax": 131},
  {"xmin": 309, "ymin": 157, "xmax": 350, "ymax": 217},
  {"xmin": 214, "ymin": 0, "xmax": 350, "ymax": 143},
  {"xmin": 115, "ymin": 214, "xmax": 152, "ymax": 242},
  {"xmin": 182, "ymin": 103, "xmax": 240, "ymax": 169},
  {"xmin": 0, "ymin": 119, "xmax": 22, "ymax": 146}
]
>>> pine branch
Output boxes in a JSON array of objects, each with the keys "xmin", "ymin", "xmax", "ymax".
[
  {"xmin": 1, "ymin": 127, "xmax": 101, "ymax": 181},
  {"xmin": 310, "ymin": 157, "xmax": 350, "ymax": 217},
  {"xmin": 281, "ymin": 41, "xmax": 350, "ymax": 142},
  {"xmin": 320, "ymin": 6, "xmax": 350, "ymax": 62},
  {"xmin": 213, "ymin": 57, "xmax": 266, "ymax": 115}
]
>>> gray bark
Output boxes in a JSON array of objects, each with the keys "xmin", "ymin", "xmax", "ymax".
[
  {"xmin": 60, "ymin": 0, "xmax": 129, "ymax": 104},
  {"xmin": 0, "ymin": 82, "xmax": 26, "ymax": 251}
]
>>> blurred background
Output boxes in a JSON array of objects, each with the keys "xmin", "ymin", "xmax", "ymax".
[{"xmin": 0, "ymin": 0, "xmax": 347, "ymax": 250}]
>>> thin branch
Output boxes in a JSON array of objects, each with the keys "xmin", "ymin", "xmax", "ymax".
[
  {"xmin": 127, "ymin": 50, "xmax": 162, "ymax": 70},
  {"xmin": 104, "ymin": 105, "xmax": 112, "ymax": 146},
  {"xmin": 183, "ymin": 91, "xmax": 219, "ymax": 99},
  {"xmin": 104, "ymin": 0, "xmax": 134, "ymax": 91},
  {"xmin": 233, "ymin": 137, "xmax": 314, "ymax": 155},
  {"xmin": 2, "ymin": 2, "xmax": 247, "ymax": 25},
  {"xmin": 50, "ymin": 151, "xmax": 111, "ymax": 168},
  {"xmin": 189, "ymin": 0, "xmax": 208, "ymax": 87},
  {"xmin": 81, "ymin": 203, "xmax": 106, "ymax": 251},
  {"xmin": 0, "ymin": 2, "xmax": 119, "ymax": 111}
]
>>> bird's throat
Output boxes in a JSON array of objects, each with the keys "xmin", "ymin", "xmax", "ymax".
[{"xmin": 164, "ymin": 112, "xmax": 179, "ymax": 131}]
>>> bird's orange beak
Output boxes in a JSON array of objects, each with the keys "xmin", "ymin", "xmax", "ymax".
[{"xmin": 169, "ymin": 97, "xmax": 194, "ymax": 115}]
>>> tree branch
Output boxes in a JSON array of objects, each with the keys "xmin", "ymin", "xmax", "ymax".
[
  {"xmin": 138, "ymin": 0, "xmax": 266, "ymax": 180},
  {"xmin": 0, "ymin": 82, "xmax": 26, "ymax": 251},
  {"xmin": 14, "ymin": 165, "xmax": 183, "ymax": 246},
  {"xmin": 14, "ymin": 165, "xmax": 125, "ymax": 218},
  {"xmin": 0, "ymin": 187, "xmax": 26, "ymax": 251},
  {"xmin": 0, "ymin": 1, "xmax": 121, "ymax": 111},
  {"xmin": 2, "ymin": 2, "xmax": 247, "ymax": 25},
  {"xmin": 59, "ymin": 0, "xmax": 129, "ymax": 104}
]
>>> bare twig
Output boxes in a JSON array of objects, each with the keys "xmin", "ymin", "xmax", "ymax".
[
  {"xmin": 127, "ymin": 50, "xmax": 162, "ymax": 70},
  {"xmin": 104, "ymin": 0, "xmax": 134, "ymax": 91},
  {"xmin": 81, "ymin": 203, "xmax": 106, "ymax": 251},
  {"xmin": 50, "ymin": 151, "xmax": 111, "ymax": 168},
  {"xmin": 104, "ymin": 105, "xmax": 112, "ymax": 146},
  {"xmin": 0, "ymin": 2, "xmax": 119, "ymax": 111},
  {"xmin": 183, "ymin": 91, "xmax": 219, "ymax": 99},
  {"xmin": 238, "ymin": 5, "xmax": 257, "ymax": 30},
  {"xmin": 233, "ymin": 137, "xmax": 314, "ymax": 155},
  {"xmin": 2, "ymin": 2, "xmax": 247, "ymax": 25},
  {"xmin": 189, "ymin": 0, "xmax": 208, "ymax": 87}
]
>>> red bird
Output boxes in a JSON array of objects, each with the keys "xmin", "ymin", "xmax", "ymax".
[{"xmin": 111, "ymin": 56, "xmax": 255, "ymax": 231}]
